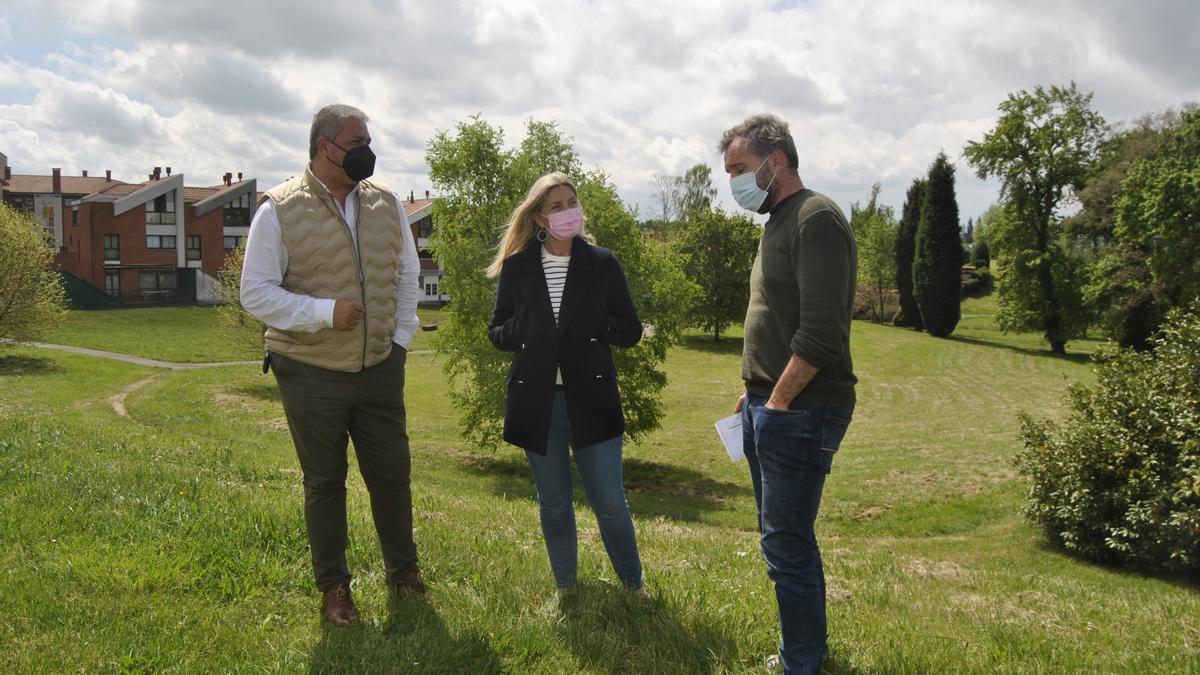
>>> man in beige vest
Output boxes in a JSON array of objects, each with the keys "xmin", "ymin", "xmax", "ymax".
[{"xmin": 240, "ymin": 104, "xmax": 422, "ymax": 627}]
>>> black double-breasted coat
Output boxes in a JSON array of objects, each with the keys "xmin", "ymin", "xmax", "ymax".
[{"xmin": 488, "ymin": 237, "xmax": 642, "ymax": 454}]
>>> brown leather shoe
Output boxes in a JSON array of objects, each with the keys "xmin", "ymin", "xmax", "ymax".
[
  {"xmin": 391, "ymin": 566, "xmax": 427, "ymax": 597},
  {"xmin": 321, "ymin": 583, "xmax": 359, "ymax": 626}
]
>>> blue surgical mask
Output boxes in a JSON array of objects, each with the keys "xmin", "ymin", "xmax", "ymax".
[{"xmin": 729, "ymin": 156, "xmax": 776, "ymax": 213}]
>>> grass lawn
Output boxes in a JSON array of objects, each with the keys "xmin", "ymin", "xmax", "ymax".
[
  {"xmin": 38, "ymin": 306, "xmax": 449, "ymax": 362},
  {"xmin": 1, "ymin": 298, "xmax": 1196, "ymax": 673}
]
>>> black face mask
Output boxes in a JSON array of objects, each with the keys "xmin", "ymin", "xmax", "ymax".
[{"xmin": 329, "ymin": 141, "xmax": 376, "ymax": 182}]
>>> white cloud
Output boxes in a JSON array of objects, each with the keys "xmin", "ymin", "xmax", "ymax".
[{"xmin": 2, "ymin": 0, "xmax": 1199, "ymax": 221}]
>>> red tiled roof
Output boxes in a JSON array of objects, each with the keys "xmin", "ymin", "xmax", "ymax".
[
  {"xmin": 6, "ymin": 174, "xmax": 120, "ymax": 195},
  {"xmin": 183, "ymin": 186, "xmax": 223, "ymax": 202},
  {"xmin": 93, "ymin": 181, "xmax": 144, "ymax": 196},
  {"xmin": 402, "ymin": 198, "xmax": 434, "ymax": 218}
]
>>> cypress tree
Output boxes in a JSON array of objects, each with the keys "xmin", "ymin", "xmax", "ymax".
[
  {"xmin": 893, "ymin": 178, "xmax": 924, "ymax": 329},
  {"xmin": 971, "ymin": 238, "xmax": 990, "ymax": 267},
  {"xmin": 914, "ymin": 152, "xmax": 962, "ymax": 337}
]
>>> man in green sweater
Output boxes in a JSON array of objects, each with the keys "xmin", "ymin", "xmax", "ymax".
[{"xmin": 719, "ymin": 113, "xmax": 857, "ymax": 675}]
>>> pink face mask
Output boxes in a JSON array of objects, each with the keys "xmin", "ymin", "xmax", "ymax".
[{"xmin": 546, "ymin": 207, "xmax": 583, "ymax": 240}]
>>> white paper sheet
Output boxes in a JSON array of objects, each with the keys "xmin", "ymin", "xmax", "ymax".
[{"xmin": 714, "ymin": 413, "xmax": 744, "ymax": 462}]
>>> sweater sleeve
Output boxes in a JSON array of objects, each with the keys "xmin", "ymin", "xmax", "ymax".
[{"xmin": 789, "ymin": 209, "xmax": 853, "ymax": 369}]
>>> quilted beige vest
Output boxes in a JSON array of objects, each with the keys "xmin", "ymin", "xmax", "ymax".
[{"xmin": 261, "ymin": 165, "xmax": 403, "ymax": 372}]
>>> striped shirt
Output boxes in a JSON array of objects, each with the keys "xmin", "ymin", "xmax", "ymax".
[
  {"xmin": 541, "ymin": 246, "xmax": 570, "ymax": 324},
  {"xmin": 542, "ymin": 246, "xmax": 570, "ymax": 385}
]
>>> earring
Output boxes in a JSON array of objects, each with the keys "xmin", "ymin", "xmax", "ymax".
[{"xmin": 535, "ymin": 228, "xmax": 549, "ymax": 242}]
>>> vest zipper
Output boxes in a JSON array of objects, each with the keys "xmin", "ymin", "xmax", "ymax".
[
  {"xmin": 353, "ymin": 219, "xmax": 367, "ymax": 371},
  {"xmin": 333, "ymin": 193, "xmax": 368, "ymax": 371}
]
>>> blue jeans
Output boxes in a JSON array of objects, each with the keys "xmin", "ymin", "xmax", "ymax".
[
  {"xmin": 525, "ymin": 391, "xmax": 643, "ymax": 589},
  {"xmin": 742, "ymin": 393, "xmax": 853, "ymax": 675}
]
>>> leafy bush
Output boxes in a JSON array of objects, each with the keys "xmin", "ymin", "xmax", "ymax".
[
  {"xmin": 1014, "ymin": 303, "xmax": 1200, "ymax": 572},
  {"xmin": 0, "ymin": 203, "xmax": 66, "ymax": 344},
  {"xmin": 960, "ymin": 267, "xmax": 994, "ymax": 299}
]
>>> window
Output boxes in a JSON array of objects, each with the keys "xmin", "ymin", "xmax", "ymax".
[
  {"xmin": 186, "ymin": 235, "xmax": 201, "ymax": 260},
  {"xmin": 223, "ymin": 235, "xmax": 244, "ymax": 250},
  {"xmin": 146, "ymin": 191, "xmax": 176, "ymax": 225},
  {"xmin": 223, "ymin": 194, "xmax": 251, "ymax": 227},
  {"xmin": 424, "ymin": 281, "xmax": 439, "ymax": 297},
  {"xmin": 146, "ymin": 235, "xmax": 177, "ymax": 249},
  {"xmin": 105, "ymin": 271, "xmax": 120, "ymax": 296},
  {"xmin": 417, "ymin": 216, "xmax": 433, "ymax": 238},
  {"xmin": 4, "ymin": 195, "xmax": 35, "ymax": 212},
  {"xmin": 418, "ymin": 248, "xmax": 433, "ymax": 260},
  {"xmin": 139, "ymin": 271, "xmax": 176, "ymax": 292},
  {"xmin": 104, "ymin": 234, "xmax": 120, "ymax": 260},
  {"xmin": 71, "ymin": 209, "xmax": 79, "ymax": 226}
]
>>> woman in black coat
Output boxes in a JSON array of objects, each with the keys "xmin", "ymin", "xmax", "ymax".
[{"xmin": 487, "ymin": 171, "xmax": 646, "ymax": 596}]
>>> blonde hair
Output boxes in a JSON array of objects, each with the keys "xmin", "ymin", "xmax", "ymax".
[{"xmin": 486, "ymin": 172, "xmax": 593, "ymax": 278}]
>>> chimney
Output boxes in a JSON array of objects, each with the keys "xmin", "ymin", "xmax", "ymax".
[
  {"xmin": 152, "ymin": 166, "xmax": 161, "ymax": 180},
  {"xmin": 166, "ymin": 166, "xmax": 172, "ymax": 176},
  {"xmin": 105, "ymin": 169, "xmax": 111, "ymax": 181},
  {"xmin": 52, "ymin": 168, "xmax": 62, "ymax": 193},
  {"xmin": 425, "ymin": 190, "xmax": 430, "ymax": 199},
  {"xmin": 409, "ymin": 190, "xmax": 414, "ymax": 203},
  {"xmin": 224, "ymin": 172, "xmax": 232, "ymax": 186},
  {"xmin": 82, "ymin": 170, "xmax": 88, "ymax": 177},
  {"xmin": 237, "ymin": 172, "xmax": 242, "ymax": 182}
]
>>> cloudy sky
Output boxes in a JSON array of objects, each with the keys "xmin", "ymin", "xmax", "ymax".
[{"xmin": 2, "ymin": 0, "xmax": 1198, "ymax": 222}]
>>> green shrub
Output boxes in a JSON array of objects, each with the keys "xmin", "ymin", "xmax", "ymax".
[
  {"xmin": 1014, "ymin": 303, "xmax": 1200, "ymax": 572},
  {"xmin": 960, "ymin": 267, "xmax": 994, "ymax": 299},
  {"xmin": 0, "ymin": 203, "xmax": 67, "ymax": 344}
]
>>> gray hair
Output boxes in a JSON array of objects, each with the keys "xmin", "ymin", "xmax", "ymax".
[
  {"xmin": 309, "ymin": 104, "xmax": 369, "ymax": 159},
  {"xmin": 717, "ymin": 113, "xmax": 799, "ymax": 169}
]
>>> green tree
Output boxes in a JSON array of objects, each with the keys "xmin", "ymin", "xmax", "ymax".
[
  {"xmin": 970, "ymin": 239, "xmax": 991, "ymax": 268},
  {"xmin": 964, "ymin": 83, "xmax": 1105, "ymax": 353},
  {"xmin": 0, "ymin": 203, "xmax": 66, "ymax": 344},
  {"xmin": 673, "ymin": 208, "xmax": 758, "ymax": 341},
  {"xmin": 426, "ymin": 116, "xmax": 691, "ymax": 450},
  {"xmin": 1069, "ymin": 108, "xmax": 1185, "ymax": 348},
  {"xmin": 970, "ymin": 205, "xmax": 997, "ymax": 268},
  {"xmin": 675, "ymin": 164, "xmax": 718, "ymax": 220},
  {"xmin": 851, "ymin": 183, "xmax": 898, "ymax": 323},
  {"xmin": 913, "ymin": 153, "xmax": 962, "ymax": 337},
  {"xmin": 214, "ymin": 244, "xmax": 265, "ymax": 355},
  {"xmin": 893, "ymin": 178, "xmax": 924, "ymax": 329},
  {"xmin": 1114, "ymin": 108, "xmax": 1200, "ymax": 310}
]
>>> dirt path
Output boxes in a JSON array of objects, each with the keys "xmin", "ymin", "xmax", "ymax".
[
  {"xmin": 109, "ymin": 376, "xmax": 158, "ymax": 418},
  {"xmin": 19, "ymin": 342, "xmax": 432, "ymax": 369},
  {"xmin": 22, "ymin": 342, "xmax": 259, "ymax": 370}
]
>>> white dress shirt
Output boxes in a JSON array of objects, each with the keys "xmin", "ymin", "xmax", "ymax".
[{"xmin": 240, "ymin": 179, "xmax": 421, "ymax": 350}]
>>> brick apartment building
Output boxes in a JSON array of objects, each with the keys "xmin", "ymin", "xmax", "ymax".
[
  {"xmin": 401, "ymin": 191, "xmax": 450, "ymax": 306},
  {"xmin": 2, "ymin": 154, "xmax": 254, "ymax": 305},
  {"xmin": 2, "ymin": 152, "xmax": 447, "ymax": 307}
]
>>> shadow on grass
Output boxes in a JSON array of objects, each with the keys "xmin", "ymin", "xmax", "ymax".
[
  {"xmin": 1031, "ymin": 538, "xmax": 1200, "ymax": 592},
  {"xmin": 678, "ymin": 334, "xmax": 744, "ymax": 356},
  {"xmin": 232, "ymin": 381, "xmax": 282, "ymax": 403},
  {"xmin": 0, "ymin": 354, "xmax": 63, "ymax": 376},
  {"xmin": 947, "ymin": 334, "xmax": 1095, "ymax": 365},
  {"xmin": 309, "ymin": 594, "xmax": 501, "ymax": 674},
  {"xmin": 458, "ymin": 453, "xmax": 750, "ymax": 522},
  {"xmin": 556, "ymin": 581, "xmax": 739, "ymax": 674}
]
